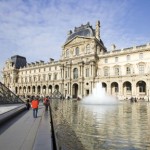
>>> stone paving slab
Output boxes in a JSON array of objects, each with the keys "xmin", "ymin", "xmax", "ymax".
[
  {"xmin": 0, "ymin": 103, "xmax": 53, "ymax": 150},
  {"xmin": 33, "ymin": 110, "xmax": 53, "ymax": 150}
]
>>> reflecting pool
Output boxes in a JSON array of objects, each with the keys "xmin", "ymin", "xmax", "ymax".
[{"xmin": 51, "ymin": 100, "xmax": 150, "ymax": 150}]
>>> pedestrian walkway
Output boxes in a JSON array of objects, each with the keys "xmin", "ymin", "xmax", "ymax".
[{"xmin": 0, "ymin": 103, "xmax": 53, "ymax": 150}]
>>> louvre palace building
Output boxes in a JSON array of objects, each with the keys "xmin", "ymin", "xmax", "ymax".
[{"xmin": 2, "ymin": 21, "xmax": 150, "ymax": 100}]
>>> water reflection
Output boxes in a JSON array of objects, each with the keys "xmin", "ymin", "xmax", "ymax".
[{"xmin": 51, "ymin": 100, "xmax": 150, "ymax": 150}]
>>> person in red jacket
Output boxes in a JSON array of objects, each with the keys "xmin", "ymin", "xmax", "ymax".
[
  {"xmin": 43, "ymin": 96, "xmax": 50, "ymax": 111},
  {"xmin": 31, "ymin": 96, "xmax": 39, "ymax": 118}
]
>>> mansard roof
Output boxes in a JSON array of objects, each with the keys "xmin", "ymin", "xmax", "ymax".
[{"xmin": 66, "ymin": 22, "xmax": 95, "ymax": 42}]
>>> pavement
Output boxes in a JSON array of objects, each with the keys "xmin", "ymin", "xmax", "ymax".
[{"xmin": 0, "ymin": 103, "xmax": 53, "ymax": 150}]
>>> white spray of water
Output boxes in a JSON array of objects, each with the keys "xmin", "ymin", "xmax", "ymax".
[{"xmin": 81, "ymin": 82, "xmax": 118, "ymax": 105}]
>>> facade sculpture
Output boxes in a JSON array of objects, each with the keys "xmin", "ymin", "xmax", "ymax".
[{"xmin": 2, "ymin": 21, "xmax": 150, "ymax": 100}]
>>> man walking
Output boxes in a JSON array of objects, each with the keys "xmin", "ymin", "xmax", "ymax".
[{"xmin": 31, "ymin": 96, "xmax": 39, "ymax": 118}]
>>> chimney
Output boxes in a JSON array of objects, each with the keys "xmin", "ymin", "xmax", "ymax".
[
  {"xmin": 67, "ymin": 30, "xmax": 72, "ymax": 36},
  {"xmin": 95, "ymin": 20, "xmax": 100, "ymax": 40},
  {"xmin": 111, "ymin": 44, "xmax": 116, "ymax": 50},
  {"xmin": 49, "ymin": 58, "xmax": 54, "ymax": 62}
]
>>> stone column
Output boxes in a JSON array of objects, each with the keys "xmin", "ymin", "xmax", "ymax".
[
  {"xmin": 107, "ymin": 82, "xmax": 111, "ymax": 95},
  {"xmin": 82, "ymin": 82, "xmax": 84, "ymax": 97},
  {"xmin": 79, "ymin": 82, "xmax": 81, "ymax": 95},
  {"xmin": 90, "ymin": 81, "xmax": 93, "ymax": 94},
  {"xmin": 132, "ymin": 81, "xmax": 136, "ymax": 97},
  {"xmin": 119, "ymin": 81, "xmax": 123, "ymax": 97},
  {"xmin": 35, "ymin": 86, "xmax": 37, "ymax": 95},
  {"xmin": 147, "ymin": 78, "xmax": 150, "ymax": 101},
  {"xmin": 70, "ymin": 82, "xmax": 72, "ymax": 98},
  {"xmin": 46, "ymin": 85, "xmax": 48, "ymax": 95}
]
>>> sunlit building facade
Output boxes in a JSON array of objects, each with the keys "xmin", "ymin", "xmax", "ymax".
[{"xmin": 2, "ymin": 21, "xmax": 150, "ymax": 100}]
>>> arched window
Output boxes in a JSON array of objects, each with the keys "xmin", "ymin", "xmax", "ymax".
[
  {"xmin": 73, "ymin": 68, "xmax": 78, "ymax": 79},
  {"xmin": 86, "ymin": 44, "xmax": 90, "ymax": 53},
  {"xmin": 75, "ymin": 47, "xmax": 79, "ymax": 56}
]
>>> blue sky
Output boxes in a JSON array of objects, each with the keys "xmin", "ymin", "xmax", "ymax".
[{"xmin": 0, "ymin": 0, "xmax": 150, "ymax": 81}]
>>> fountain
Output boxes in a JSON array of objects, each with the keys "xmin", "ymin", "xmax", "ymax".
[
  {"xmin": 81, "ymin": 82, "xmax": 118, "ymax": 105},
  {"xmin": 50, "ymin": 83, "xmax": 150, "ymax": 150}
]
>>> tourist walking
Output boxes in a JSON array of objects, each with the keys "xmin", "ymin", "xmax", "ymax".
[
  {"xmin": 25, "ymin": 99, "xmax": 30, "ymax": 110},
  {"xmin": 43, "ymin": 96, "xmax": 50, "ymax": 111},
  {"xmin": 31, "ymin": 96, "xmax": 39, "ymax": 118}
]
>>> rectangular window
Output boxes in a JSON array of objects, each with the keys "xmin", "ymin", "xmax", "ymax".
[
  {"xmin": 104, "ymin": 58, "xmax": 108, "ymax": 63},
  {"xmin": 86, "ymin": 68, "xmax": 89, "ymax": 77},
  {"xmin": 43, "ymin": 75, "xmax": 45, "ymax": 81},
  {"xmin": 66, "ymin": 50, "xmax": 69, "ymax": 57},
  {"xmin": 127, "ymin": 55, "xmax": 130, "ymax": 61},
  {"xmin": 115, "ymin": 57, "xmax": 118, "ymax": 62},
  {"xmin": 139, "ymin": 65, "xmax": 144, "ymax": 74},
  {"xmin": 65, "ymin": 71, "xmax": 67, "ymax": 78},
  {"xmin": 38, "ymin": 76, "xmax": 40, "ymax": 81},
  {"xmin": 49, "ymin": 75, "xmax": 51, "ymax": 80},
  {"xmin": 75, "ymin": 47, "xmax": 79, "ymax": 56},
  {"xmin": 115, "ymin": 67, "xmax": 119, "ymax": 75},
  {"xmin": 139, "ymin": 53, "xmax": 143, "ymax": 59},
  {"xmin": 126, "ymin": 67, "xmax": 131, "ymax": 75},
  {"xmin": 54, "ymin": 74, "xmax": 57, "ymax": 80},
  {"xmin": 104, "ymin": 68, "xmax": 108, "ymax": 76}
]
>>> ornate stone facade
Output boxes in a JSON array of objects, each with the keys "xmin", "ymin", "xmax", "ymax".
[{"xmin": 2, "ymin": 21, "xmax": 150, "ymax": 100}]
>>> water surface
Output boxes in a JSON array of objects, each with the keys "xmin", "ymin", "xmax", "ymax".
[{"xmin": 51, "ymin": 100, "xmax": 150, "ymax": 150}]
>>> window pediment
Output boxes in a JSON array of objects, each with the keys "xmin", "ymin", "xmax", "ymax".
[
  {"xmin": 137, "ymin": 62, "xmax": 145, "ymax": 66},
  {"xmin": 125, "ymin": 63, "xmax": 132, "ymax": 67}
]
